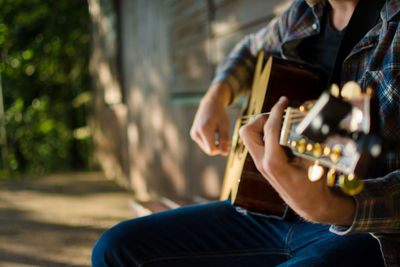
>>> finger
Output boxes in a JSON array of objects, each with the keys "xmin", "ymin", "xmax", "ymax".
[
  {"xmin": 199, "ymin": 129, "xmax": 219, "ymax": 155},
  {"xmin": 217, "ymin": 121, "xmax": 231, "ymax": 156},
  {"xmin": 190, "ymin": 128, "xmax": 203, "ymax": 147},
  {"xmin": 190, "ymin": 130, "xmax": 208, "ymax": 153},
  {"xmin": 241, "ymin": 114, "xmax": 268, "ymax": 145},
  {"xmin": 217, "ymin": 139, "xmax": 231, "ymax": 156},
  {"xmin": 239, "ymin": 115, "xmax": 268, "ymax": 166},
  {"xmin": 261, "ymin": 96, "xmax": 290, "ymax": 178},
  {"xmin": 264, "ymin": 96, "xmax": 288, "ymax": 148},
  {"xmin": 190, "ymin": 128, "xmax": 216, "ymax": 155}
]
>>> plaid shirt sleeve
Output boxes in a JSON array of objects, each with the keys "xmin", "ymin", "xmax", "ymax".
[
  {"xmin": 330, "ymin": 171, "xmax": 400, "ymax": 266},
  {"xmin": 330, "ymin": 170, "xmax": 400, "ymax": 235},
  {"xmin": 210, "ymin": 3, "xmax": 294, "ymax": 104}
]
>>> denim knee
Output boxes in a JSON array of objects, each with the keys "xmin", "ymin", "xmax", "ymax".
[
  {"xmin": 92, "ymin": 229, "xmax": 113, "ymax": 266},
  {"xmin": 92, "ymin": 226, "xmax": 134, "ymax": 267}
]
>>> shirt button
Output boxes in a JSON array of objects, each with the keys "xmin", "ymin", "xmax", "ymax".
[{"xmin": 312, "ymin": 23, "xmax": 318, "ymax": 31}]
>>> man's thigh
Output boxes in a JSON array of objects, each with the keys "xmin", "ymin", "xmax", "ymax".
[
  {"xmin": 279, "ymin": 220, "xmax": 385, "ymax": 267},
  {"xmin": 92, "ymin": 200, "xmax": 294, "ymax": 267},
  {"xmin": 92, "ymin": 200, "xmax": 384, "ymax": 267}
]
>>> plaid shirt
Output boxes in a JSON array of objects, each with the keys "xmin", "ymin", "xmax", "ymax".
[{"xmin": 212, "ymin": 0, "xmax": 400, "ymax": 266}]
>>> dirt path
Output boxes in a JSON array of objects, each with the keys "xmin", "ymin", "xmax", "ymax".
[{"xmin": 0, "ymin": 172, "xmax": 136, "ymax": 267}]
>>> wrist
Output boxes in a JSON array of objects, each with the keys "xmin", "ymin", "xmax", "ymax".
[
  {"xmin": 321, "ymin": 193, "xmax": 356, "ymax": 225},
  {"xmin": 201, "ymin": 82, "xmax": 232, "ymax": 107}
]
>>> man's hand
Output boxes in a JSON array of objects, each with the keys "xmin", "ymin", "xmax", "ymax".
[
  {"xmin": 239, "ymin": 96, "xmax": 356, "ymax": 225},
  {"xmin": 190, "ymin": 82, "xmax": 232, "ymax": 156}
]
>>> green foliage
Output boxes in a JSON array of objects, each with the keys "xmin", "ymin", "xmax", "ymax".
[{"xmin": 0, "ymin": 0, "xmax": 91, "ymax": 177}]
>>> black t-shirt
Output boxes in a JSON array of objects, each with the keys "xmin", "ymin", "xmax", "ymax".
[
  {"xmin": 298, "ymin": 4, "xmax": 345, "ymax": 82},
  {"xmin": 297, "ymin": 0, "xmax": 384, "ymax": 90}
]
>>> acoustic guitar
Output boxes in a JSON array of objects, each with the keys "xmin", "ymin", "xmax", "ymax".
[{"xmin": 220, "ymin": 52, "xmax": 380, "ymax": 216}]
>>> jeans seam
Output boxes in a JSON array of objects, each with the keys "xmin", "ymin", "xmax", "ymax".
[
  {"xmin": 284, "ymin": 221, "xmax": 300, "ymax": 258},
  {"xmin": 137, "ymin": 248, "xmax": 291, "ymax": 267}
]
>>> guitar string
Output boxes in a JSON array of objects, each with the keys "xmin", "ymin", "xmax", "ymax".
[
  {"xmin": 240, "ymin": 118, "xmax": 305, "ymax": 125},
  {"xmin": 240, "ymin": 113, "xmax": 306, "ymax": 124},
  {"xmin": 241, "ymin": 113, "xmax": 306, "ymax": 120},
  {"xmin": 241, "ymin": 114, "xmax": 305, "ymax": 121},
  {"xmin": 222, "ymin": 129, "xmax": 301, "ymax": 153},
  {"xmin": 235, "ymin": 110, "xmax": 308, "ymax": 141},
  {"xmin": 240, "ymin": 110, "xmax": 306, "ymax": 119}
]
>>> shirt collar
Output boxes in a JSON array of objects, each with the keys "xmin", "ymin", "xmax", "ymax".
[
  {"xmin": 309, "ymin": 0, "xmax": 400, "ymax": 23},
  {"xmin": 381, "ymin": 0, "xmax": 400, "ymax": 23},
  {"xmin": 307, "ymin": 0, "xmax": 326, "ymax": 20}
]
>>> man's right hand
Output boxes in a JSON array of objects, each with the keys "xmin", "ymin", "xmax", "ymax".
[{"xmin": 190, "ymin": 82, "xmax": 232, "ymax": 156}]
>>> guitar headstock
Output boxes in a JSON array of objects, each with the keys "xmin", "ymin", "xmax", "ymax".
[{"xmin": 280, "ymin": 82, "xmax": 382, "ymax": 196}]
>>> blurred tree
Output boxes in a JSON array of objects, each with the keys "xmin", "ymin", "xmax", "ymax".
[{"xmin": 0, "ymin": 0, "xmax": 90, "ymax": 177}]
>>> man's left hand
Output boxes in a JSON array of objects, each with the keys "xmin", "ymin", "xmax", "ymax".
[{"xmin": 239, "ymin": 96, "xmax": 356, "ymax": 225}]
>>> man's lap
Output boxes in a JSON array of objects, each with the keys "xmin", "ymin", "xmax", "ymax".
[{"xmin": 92, "ymin": 200, "xmax": 384, "ymax": 267}]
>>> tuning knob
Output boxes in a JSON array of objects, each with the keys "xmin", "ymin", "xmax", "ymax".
[
  {"xmin": 306, "ymin": 143, "xmax": 313, "ymax": 152},
  {"xmin": 299, "ymin": 101, "xmax": 314, "ymax": 112},
  {"xmin": 323, "ymin": 146, "xmax": 331, "ymax": 156},
  {"xmin": 326, "ymin": 168, "xmax": 337, "ymax": 187},
  {"xmin": 297, "ymin": 138, "xmax": 307, "ymax": 153},
  {"xmin": 339, "ymin": 173, "xmax": 364, "ymax": 196},
  {"xmin": 341, "ymin": 81, "xmax": 362, "ymax": 99},
  {"xmin": 366, "ymin": 86, "xmax": 374, "ymax": 97},
  {"xmin": 313, "ymin": 143, "xmax": 323, "ymax": 158},
  {"xmin": 308, "ymin": 161, "xmax": 324, "ymax": 182},
  {"xmin": 330, "ymin": 145, "xmax": 342, "ymax": 163},
  {"xmin": 330, "ymin": 83, "xmax": 340, "ymax": 97},
  {"xmin": 290, "ymin": 140, "xmax": 297, "ymax": 148}
]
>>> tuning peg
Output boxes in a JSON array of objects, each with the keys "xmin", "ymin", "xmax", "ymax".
[
  {"xmin": 330, "ymin": 145, "xmax": 342, "ymax": 163},
  {"xmin": 306, "ymin": 143, "xmax": 313, "ymax": 152},
  {"xmin": 323, "ymin": 146, "xmax": 331, "ymax": 156},
  {"xmin": 297, "ymin": 138, "xmax": 307, "ymax": 153},
  {"xmin": 366, "ymin": 86, "xmax": 374, "ymax": 96},
  {"xmin": 313, "ymin": 143, "xmax": 323, "ymax": 157},
  {"xmin": 341, "ymin": 81, "xmax": 362, "ymax": 99},
  {"xmin": 330, "ymin": 84, "xmax": 340, "ymax": 97},
  {"xmin": 326, "ymin": 168, "xmax": 337, "ymax": 187},
  {"xmin": 299, "ymin": 101, "xmax": 314, "ymax": 112},
  {"xmin": 308, "ymin": 161, "xmax": 324, "ymax": 182},
  {"xmin": 339, "ymin": 173, "xmax": 364, "ymax": 195}
]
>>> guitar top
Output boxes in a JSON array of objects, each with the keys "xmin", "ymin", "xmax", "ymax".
[{"xmin": 220, "ymin": 53, "xmax": 324, "ymax": 216}]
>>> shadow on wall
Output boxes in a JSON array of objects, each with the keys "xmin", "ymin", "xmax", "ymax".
[{"xmin": 89, "ymin": 0, "xmax": 294, "ymax": 201}]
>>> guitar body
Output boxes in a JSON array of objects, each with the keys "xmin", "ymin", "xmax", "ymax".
[{"xmin": 220, "ymin": 54, "xmax": 324, "ymax": 216}]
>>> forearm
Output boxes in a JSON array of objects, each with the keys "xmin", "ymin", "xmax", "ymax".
[
  {"xmin": 210, "ymin": 4, "xmax": 291, "ymax": 104},
  {"xmin": 210, "ymin": 38, "xmax": 257, "ymax": 104}
]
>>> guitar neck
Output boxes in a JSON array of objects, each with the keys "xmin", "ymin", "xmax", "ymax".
[{"xmin": 278, "ymin": 100, "xmax": 366, "ymax": 178}]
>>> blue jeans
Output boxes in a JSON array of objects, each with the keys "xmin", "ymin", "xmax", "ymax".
[{"xmin": 92, "ymin": 200, "xmax": 384, "ymax": 266}]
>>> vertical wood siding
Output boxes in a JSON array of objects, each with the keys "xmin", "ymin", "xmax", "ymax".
[{"xmin": 91, "ymin": 0, "xmax": 292, "ymax": 201}]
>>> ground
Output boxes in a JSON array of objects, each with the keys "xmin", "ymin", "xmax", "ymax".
[{"xmin": 0, "ymin": 172, "xmax": 137, "ymax": 267}]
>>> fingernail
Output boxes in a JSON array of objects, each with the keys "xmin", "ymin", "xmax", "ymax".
[{"xmin": 280, "ymin": 96, "xmax": 287, "ymax": 102}]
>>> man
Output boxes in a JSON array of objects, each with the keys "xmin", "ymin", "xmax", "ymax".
[{"xmin": 92, "ymin": 0, "xmax": 399, "ymax": 265}]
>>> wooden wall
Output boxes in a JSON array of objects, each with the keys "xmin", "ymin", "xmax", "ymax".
[{"xmin": 89, "ymin": 0, "xmax": 292, "ymax": 202}]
